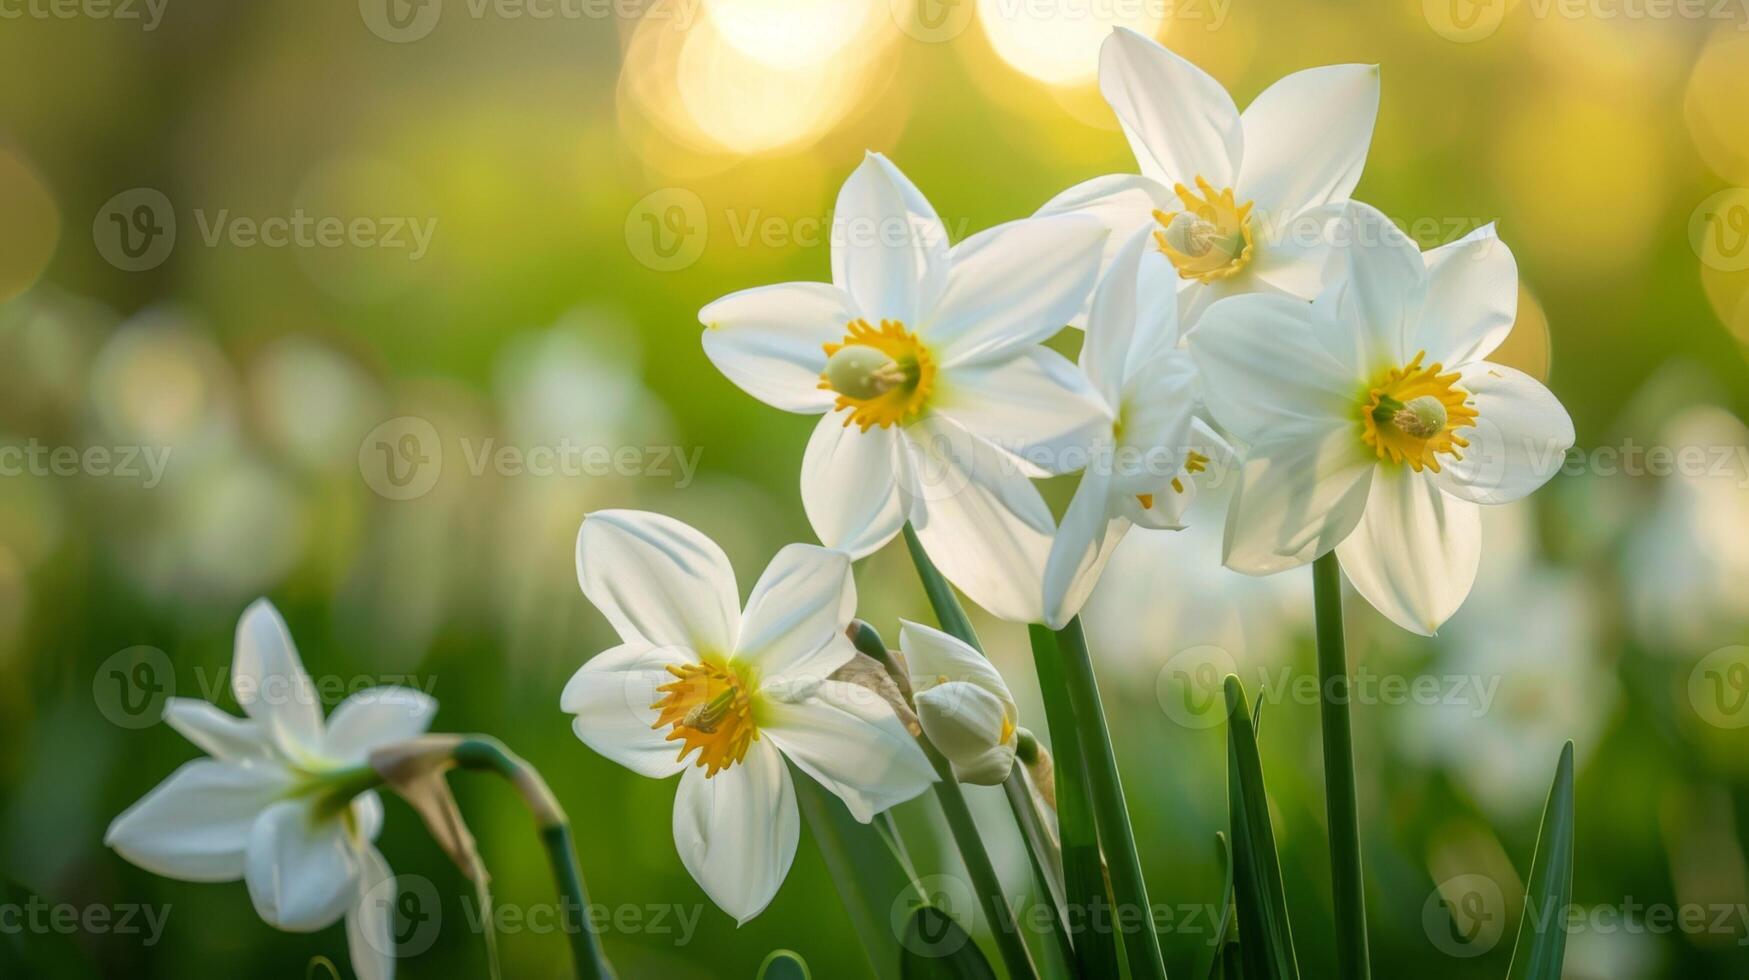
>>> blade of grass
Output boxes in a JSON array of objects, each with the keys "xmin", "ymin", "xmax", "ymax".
[
  {"xmin": 1224, "ymin": 677, "xmax": 1300, "ymax": 980},
  {"xmin": 1310, "ymin": 553, "xmax": 1370, "ymax": 979},
  {"xmin": 901, "ymin": 906, "xmax": 1001, "ymax": 980},
  {"xmin": 1504, "ymin": 742, "xmax": 1576, "ymax": 980},
  {"xmin": 1195, "ymin": 834, "xmax": 1236, "ymax": 980}
]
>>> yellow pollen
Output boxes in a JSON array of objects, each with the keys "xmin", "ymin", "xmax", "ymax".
[
  {"xmin": 998, "ymin": 714, "xmax": 1015, "ymax": 745},
  {"xmin": 1152, "ymin": 177, "xmax": 1255, "ymax": 283},
  {"xmin": 651, "ymin": 660, "xmax": 758, "ymax": 778},
  {"xmin": 819, "ymin": 318, "xmax": 935, "ymax": 431},
  {"xmin": 1359, "ymin": 351, "xmax": 1479, "ymax": 473},
  {"xmin": 1136, "ymin": 492, "xmax": 1155, "ymax": 509}
]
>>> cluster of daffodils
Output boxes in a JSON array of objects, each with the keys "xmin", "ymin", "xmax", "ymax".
[{"xmin": 106, "ymin": 26, "xmax": 1578, "ymax": 967}]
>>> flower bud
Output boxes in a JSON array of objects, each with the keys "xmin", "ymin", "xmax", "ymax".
[{"xmin": 900, "ymin": 620, "xmax": 1020, "ymax": 786}]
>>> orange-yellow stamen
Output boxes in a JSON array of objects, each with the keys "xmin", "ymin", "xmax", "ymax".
[
  {"xmin": 1152, "ymin": 177, "xmax": 1255, "ymax": 283},
  {"xmin": 819, "ymin": 318, "xmax": 935, "ymax": 431},
  {"xmin": 651, "ymin": 660, "xmax": 758, "ymax": 777},
  {"xmin": 1359, "ymin": 352, "xmax": 1478, "ymax": 473}
]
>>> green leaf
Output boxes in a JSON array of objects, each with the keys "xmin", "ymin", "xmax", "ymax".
[
  {"xmin": 1197, "ymin": 833, "xmax": 1238, "ymax": 980},
  {"xmin": 1505, "ymin": 741, "xmax": 1576, "ymax": 980},
  {"xmin": 1028, "ymin": 624, "xmax": 1121, "ymax": 980},
  {"xmin": 758, "ymin": 950, "xmax": 813, "ymax": 980},
  {"xmin": 1225, "ymin": 676, "xmax": 1300, "ymax": 980},
  {"xmin": 793, "ymin": 764, "xmax": 913, "ymax": 980},
  {"xmin": 899, "ymin": 906, "xmax": 1000, "ymax": 980}
]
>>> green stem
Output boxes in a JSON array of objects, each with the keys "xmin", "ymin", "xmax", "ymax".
[
  {"xmin": 452, "ymin": 738, "xmax": 616, "ymax": 980},
  {"xmin": 1028, "ymin": 625, "xmax": 1116, "ymax": 980},
  {"xmin": 900, "ymin": 524, "xmax": 1060, "ymax": 980},
  {"xmin": 1311, "ymin": 553, "xmax": 1370, "ymax": 980},
  {"xmin": 1054, "ymin": 617, "xmax": 1167, "ymax": 980},
  {"xmin": 922, "ymin": 740, "xmax": 1042, "ymax": 980}
]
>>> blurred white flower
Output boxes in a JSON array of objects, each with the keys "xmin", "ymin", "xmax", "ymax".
[
  {"xmin": 1042, "ymin": 230, "xmax": 1201, "ymax": 628},
  {"xmin": 901, "ymin": 620, "xmax": 1019, "ymax": 785},
  {"xmin": 699, "ymin": 152, "xmax": 1108, "ymax": 622},
  {"xmin": 1191, "ymin": 203, "xmax": 1574, "ymax": 635},
  {"xmin": 107, "ymin": 600, "xmax": 437, "ymax": 980},
  {"xmin": 1082, "ymin": 478, "xmax": 1309, "ymax": 676},
  {"xmin": 251, "ymin": 336, "xmax": 383, "ymax": 472},
  {"xmin": 562, "ymin": 510, "xmax": 936, "ymax": 923},
  {"xmin": 1623, "ymin": 405, "xmax": 1749, "ymax": 653},
  {"xmin": 1037, "ymin": 28, "xmax": 1379, "ymax": 322},
  {"xmin": 1400, "ymin": 504, "xmax": 1615, "ymax": 818}
]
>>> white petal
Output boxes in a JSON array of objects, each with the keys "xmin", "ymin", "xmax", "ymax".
[
  {"xmin": 346, "ymin": 846, "xmax": 396, "ymax": 980},
  {"xmin": 1099, "ymin": 27, "xmax": 1243, "ymax": 189},
  {"xmin": 699, "ymin": 282, "xmax": 854, "ymax": 414},
  {"xmin": 232, "ymin": 599, "xmax": 325, "ymax": 760},
  {"xmin": 1413, "ymin": 224, "xmax": 1518, "ymax": 366},
  {"xmin": 162, "ymin": 698, "xmax": 273, "ymax": 762},
  {"xmin": 1042, "ymin": 469, "xmax": 1128, "ymax": 629},
  {"xmin": 1434, "ymin": 363, "xmax": 1575, "ymax": 505},
  {"xmin": 575, "ymin": 510, "xmax": 741, "ymax": 651},
  {"xmin": 1034, "ymin": 174, "xmax": 1176, "ymax": 294},
  {"xmin": 898, "ymin": 619, "xmax": 1014, "ymax": 708},
  {"xmin": 321, "ymin": 688, "xmax": 438, "ymax": 764},
  {"xmin": 1081, "ymin": 228, "xmax": 1152, "ymax": 406},
  {"xmin": 1248, "ymin": 201, "xmax": 1344, "ymax": 300},
  {"xmin": 1316, "ymin": 202, "xmax": 1426, "ymax": 376},
  {"xmin": 245, "ymin": 800, "xmax": 360, "ymax": 932},
  {"xmin": 927, "ymin": 215, "xmax": 1107, "ymax": 366},
  {"xmin": 1336, "ymin": 468, "xmax": 1481, "ymax": 635},
  {"xmin": 933, "ymin": 347, "xmax": 1108, "ymax": 474},
  {"xmin": 672, "ymin": 740, "xmax": 798, "ymax": 924},
  {"xmin": 1222, "ymin": 427, "xmax": 1377, "ymax": 574},
  {"xmin": 1237, "ymin": 65, "xmax": 1379, "ymax": 219},
  {"xmin": 1112, "ymin": 351, "xmax": 1199, "ymax": 488},
  {"xmin": 901, "ymin": 417, "xmax": 1056, "ymax": 623},
  {"xmin": 831, "ymin": 153, "xmax": 949, "ymax": 327},
  {"xmin": 800, "ymin": 415, "xmax": 908, "ymax": 559},
  {"xmin": 1189, "ymin": 293, "xmax": 1358, "ymax": 444},
  {"xmin": 561, "ymin": 642, "xmax": 694, "ymax": 779},
  {"xmin": 764, "ymin": 680, "xmax": 937, "ymax": 822},
  {"xmin": 105, "ymin": 759, "xmax": 291, "ymax": 882},
  {"xmin": 733, "ymin": 544, "xmax": 857, "ymax": 681}
]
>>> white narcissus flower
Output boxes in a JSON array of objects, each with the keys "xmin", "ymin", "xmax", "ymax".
[
  {"xmin": 699, "ymin": 152, "xmax": 1109, "ymax": 623},
  {"xmin": 106, "ymin": 600, "xmax": 437, "ymax": 980},
  {"xmin": 1189, "ymin": 203, "xmax": 1576, "ymax": 635},
  {"xmin": 1042, "ymin": 230, "xmax": 1204, "ymax": 628},
  {"xmin": 562, "ymin": 510, "xmax": 937, "ymax": 923},
  {"xmin": 1038, "ymin": 27, "xmax": 1380, "ymax": 323},
  {"xmin": 900, "ymin": 620, "xmax": 1019, "ymax": 786}
]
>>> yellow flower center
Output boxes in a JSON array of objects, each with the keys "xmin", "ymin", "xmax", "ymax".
[
  {"xmin": 651, "ymin": 660, "xmax": 758, "ymax": 777},
  {"xmin": 818, "ymin": 318, "xmax": 936, "ymax": 431},
  {"xmin": 1152, "ymin": 177, "xmax": 1255, "ymax": 283},
  {"xmin": 1360, "ymin": 351, "xmax": 1478, "ymax": 473}
]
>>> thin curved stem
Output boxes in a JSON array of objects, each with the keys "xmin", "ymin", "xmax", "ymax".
[{"xmin": 452, "ymin": 738, "xmax": 617, "ymax": 980}]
